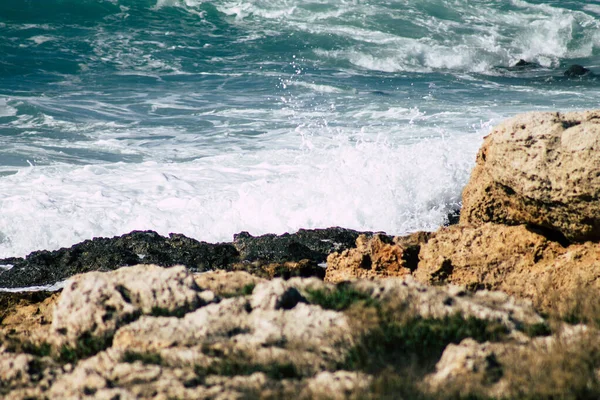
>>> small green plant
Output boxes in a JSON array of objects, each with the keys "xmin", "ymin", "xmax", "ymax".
[
  {"xmin": 520, "ymin": 322, "xmax": 552, "ymax": 338},
  {"xmin": 121, "ymin": 350, "xmax": 163, "ymax": 365},
  {"xmin": 342, "ymin": 313, "xmax": 509, "ymax": 374},
  {"xmin": 58, "ymin": 333, "xmax": 111, "ymax": 364},
  {"xmin": 220, "ymin": 283, "xmax": 256, "ymax": 298},
  {"xmin": 150, "ymin": 306, "xmax": 187, "ymax": 318},
  {"xmin": 194, "ymin": 356, "xmax": 301, "ymax": 382},
  {"xmin": 305, "ymin": 283, "xmax": 379, "ymax": 311}
]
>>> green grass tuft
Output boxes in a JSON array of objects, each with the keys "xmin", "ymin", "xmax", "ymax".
[
  {"xmin": 305, "ymin": 283, "xmax": 379, "ymax": 311},
  {"xmin": 121, "ymin": 350, "xmax": 163, "ymax": 365},
  {"xmin": 220, "ymin": 283, "xmax": 257, "ymax": 298}
]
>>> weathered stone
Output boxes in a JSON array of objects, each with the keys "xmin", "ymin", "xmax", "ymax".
[
  {"xmin": 325, "ymin": 232, "xmax": 430, "ymax": 283},
  {"xmin": 460, "ymin": 110, "xmax": 600, "ymax": 242},
  {"xmin": 52, "ymin": 264, "xmax": 205, "ymax": 346},
  {"xmin": 194, "ymin": 271, "xmax": 265, "ymax": 297},
  {"xmin": 424, "ymin": 325, "xmax": 597, "ymax": 399},
  {"xmin": 415, "ymin": 223, "xmax": 600, "ymax": 311},
  {"xmin": 0, "ymin": 230, "xmax": 239, "ymax": 288},
  {"xmin": 301, "ymin": 371, "xmax": 372, "ymax": 399},
  {"xmin": 352, "ymin": 277, "xmax": 544, "ymax": 330},
  {"xmin": 113, "ymin": 278, "xmax": 353, "ymax": 371},
  {"xmin": 0, "ymin": 291, "xmax": 58, "ymax": 335},
  {"xmin": 233, "ymin": 227, "xmax": 371, "ymax": 263}
]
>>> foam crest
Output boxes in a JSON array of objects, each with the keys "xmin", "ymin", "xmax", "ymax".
[{"xmin": 0, "ymin": 130, "xmax": 482, "ymax": 258}]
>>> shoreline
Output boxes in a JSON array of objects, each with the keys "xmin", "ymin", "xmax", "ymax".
[{"xmin": 0, "ymin": 110, "xmax": 599, "ymax": 399}]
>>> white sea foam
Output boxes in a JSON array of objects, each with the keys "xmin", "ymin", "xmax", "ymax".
[
  {"xmin": 0, "ymin": 127, "xmax": 483, "ymax": 258},
  {"xmin": 0, "ymin": 281, "xmax": 66, "ymax": 293}
]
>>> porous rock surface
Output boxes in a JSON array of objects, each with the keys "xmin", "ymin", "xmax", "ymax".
[
  {"xmin": 415, "ymin": 223, "xmax": 600, "ymax": 311},
  {"xmin": 0, "ymin": 265, "xmax": 552, "ymax": 399},
  {"xmin": 424, "ymin": 325, "xmax": 596, "ymax": 398},
  {"xmin": 51, "ymin": 264, "xmax": 205, "ymax": 346},
  {"xmin": 325, "ymin": 232, "xmax": 429, "ymax": 283},
  {"xmin": 460, "ymin": 110, "xmax": 600, "ymax": 242},
  {"xmin": 0, "ymin": 227, "xmax": 366, "ymax": 288}
]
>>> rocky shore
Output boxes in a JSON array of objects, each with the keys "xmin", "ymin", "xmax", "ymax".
[{"xmin": 1, "ymin": 110, "xmax": 600, "ymax": 399}]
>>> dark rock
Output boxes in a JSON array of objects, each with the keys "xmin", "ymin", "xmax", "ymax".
[
  {"xmin": 511, "ymin": 59, "xmax": 539, "ymax": 69},
  {"xmin": 233, "ymin": 227, "xmax": 372, "ymax": 263},
  {"xmin": 0, "ymin": 227, "xmax": 376, "ymax": 289},
  {"xmin": 0, "ymin": 231, "xmax": 240, "ymax": 288},
  {"xmin": 444, "ymin": 208, "xmax": 461, "ymax": 226},
  {"xmin": 564, "ymin": 64, "xmax": 591, "ymax": 77}
]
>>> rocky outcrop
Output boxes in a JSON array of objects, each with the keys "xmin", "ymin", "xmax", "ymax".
[
  {"xmin": 233, "ymin": 227, "xmax": 368, "ymax": 263},
  {"xmin": 0, "ymin": 227, "xmax": 368, "ymax": 289},
  {"xmin": 460, "ymin": 110, "xmax": 600, "ymax": 242},
  {"xmin": 564, "ymin": 64, "xmax": 592, "ymax": 77},
  {"xmin": 415, "ymin": 223, "xmax": 600, "ymax": 312},
  {"xmin": 0, "ymin": 265, "xmax": 555, "ymax": 399},
  {"xmin": 51, "ymin": 264, "xmax": 206, "ymax": 347},
  {"xmin": 424, "ymin": 325, "xmax": 597, "ymax": 399},
  {"xmin": 325, "ymin": 232, "xmax": 430, "ymax": 283},
  {"xmin": 0, "ymin": 230, "xmax": 239, "ymax": 288}
]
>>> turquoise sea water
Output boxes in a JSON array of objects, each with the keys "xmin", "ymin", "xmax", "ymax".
[{"xmin": 1, "ymin": 0, "xmax": 599, "ymax": 257}]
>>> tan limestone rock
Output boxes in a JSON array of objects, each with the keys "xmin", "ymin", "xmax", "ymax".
[
  {"xmin": 415, "ymin": 223, "xmax": 600, "ymax": 311},
  {"xmin": 301, "ymin": 371, "xmax": 372, "ymax": 399},
  {"xmin": 325, "ymin": 232, "xmax": 429, "ymax": 283},
  {"xmin": 194, "ymin": 271, "xmax": 265, "ymax": 297},
  {"xmin": 51, "ymin": 264, "xmax": 205, "ymax": 345},
  {"xmin": 352, "ymin": 276, "xmax": 544, "ymax": 330},
  {"xmin": 460, "ymin": 110, "xmax": 600, "ymax": 242},
  {"xmin": 112, "ymin": 278, "xmax": 353, "ymax": 372}
]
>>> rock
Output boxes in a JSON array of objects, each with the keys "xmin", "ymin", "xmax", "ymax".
[
  {"xmin": 352, "ymin": 276, "xmax": 544, "ymax": 330},
  {"xmin": 0, "ymin": 228, "xmax": 373, "ymax": 289},
  {"xmin": 424, "ymin": 325, "xmax": 598, "ymax": 399},
  {"xmin": 233, "ymin": 227, "xmax": 370, "ymax": 263},
  {"xmin": 301, "ymin": 371, "xmax": 372, "ymax": 399},
  {"xmin": 112, "ymin": 278, "xmax": 353, "ymax": 372},
  {"xmin": 325, "ymin": 232, "xmax": 430, "ymax": 283},
  {"xmin": 460, "ymin": 110, "xmax": 600, "ymax": 242},
  {"xmin": 51, "ymin": 264, "xmax": 205, "ymax": 346},
  {"xmin": 0, "ymin": 230, "xmax": 239, "ymax": 288},
  {"xmin": 0, "ymin": 291, "xmax": 58, "ymax": 335},
  {"xmin": 424, "ymin": 338, "xmax": 509, "ymax": 396},
  {"xmin": 511, "ymin": 59, "xmax": 539, "ymax": 69},
  {"xmin": 564, "ymin": 64, "xmax": 591, "ymax": 77},
  {"xmin": 194, "ymin": 271, "xmax": 265, "ymax": 297},
  {"xmin": 227, "ymin": 259, "xmax": 326, "ymax": 280},
  {"xmin": 415, "ymin": 223, "xmax": 600, "ymax": 312}
]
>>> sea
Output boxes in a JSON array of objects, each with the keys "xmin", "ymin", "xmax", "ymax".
[{"xmin": 1, "ymin": 0, "xmax": 599, "ymax": 259}]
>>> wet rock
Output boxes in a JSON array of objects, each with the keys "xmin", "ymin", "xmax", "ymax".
[
  {"xmin": 325, "ymin": 232, "xmax": 430, "ymax": 283},
  {"xmin": 233, "ymin": 227, "xmax": 370, "ymax": 263},
  {"xmin": 0, "ymin": 228, "xmax": 371, "ymax": 289},
  {"xmin": 51, "ymin": 264, "xmax": 206, "ymax": 347},
  {"xmin": 460, "ymin": 110, "xmax": 600, "ymax": 242},
  {"xmin": 511, "ymin": 59, "xmax": 540, "ymax": 69},
  {"xmin": 564, "ymin": 64, "xmax": 591, "ymax": 77},
  {"xmin": 0, "ymin": 230, "xmax": 239, "ymax": 289}
]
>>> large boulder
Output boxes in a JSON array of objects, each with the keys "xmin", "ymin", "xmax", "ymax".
[
  {"xmin": 460, "ymin": 110, "xmax": 600, "ymax": 242},
  {"xmin": 415, "ymin": 223, "xmax": 600, "ymax": 312},
  {"xmin": 51, "ymin": 264, "xmax": 206, "ymax": 346}
]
